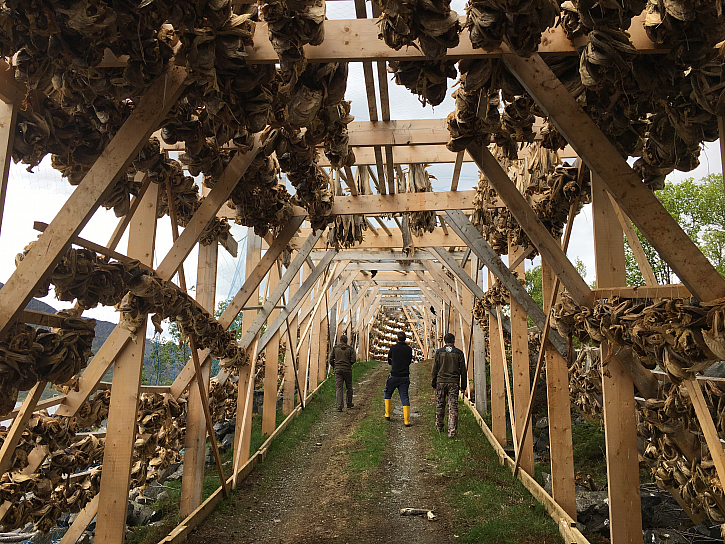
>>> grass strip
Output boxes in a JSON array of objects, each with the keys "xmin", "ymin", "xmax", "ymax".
[{"xmin": 415, "ymin": 364, "xmax": 562, "ymax": 544}]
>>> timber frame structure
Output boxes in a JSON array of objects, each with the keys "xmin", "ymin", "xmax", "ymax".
[{"xmin": 0, "ymin": 1, "xmax": 723, "ymax": 544}]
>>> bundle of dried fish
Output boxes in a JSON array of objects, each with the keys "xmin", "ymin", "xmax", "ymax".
[
  {"xmin": 259, "ymin": 0, "xmax": 325, "ymax": 85},
  {"xmin": 644, "ymin": 0, "xmax": 725, "ymax": 69},
  {"xmin": 375, "ymin": 0, "xmax": 461, "ymax": 60},
  {"xmin": 579, "ymin": 29, "xmax": 638, "ymax": 91},
  {"xmin": 569, "ymin": 348, "xmax": 603, "ymax": 420},
  {"xmin": 478, "ymin": 279, "xmax": 511, "ymax": 311},
  {"xmin": 466, "ymin": 0, "xmax": 558, "ymax": 56},
  {"xmin": 389, "ymin": 60, "xmax": 458, "ymax": 107},
  {"xmin": 540, "ymin": 121, "xmax": 568, "ymax": 151},
  {"xmin": 328, "ymin": 168, "xmax": 367, "ymax": 249},
  {"xmin": 209, "ymin": 376, "xmax": 238, "ymax": 423},
  {"xmin": 404, "ymin": 164, "xmax": 437, "ymax": 235},
  {"xmin": 227, "ymin": 152, "xmax": 295, "ymax": 237}
]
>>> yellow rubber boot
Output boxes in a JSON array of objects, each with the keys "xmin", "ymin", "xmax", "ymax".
[
  {"xmin": 384, "ymin": 399, "xmax": 391, "ymax": 420},
  {"xmin": 403, "ymin": 405, "xmax": 411, "ymax": 427}
]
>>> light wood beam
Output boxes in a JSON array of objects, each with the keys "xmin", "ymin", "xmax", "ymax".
[
  {"xmin": 0, "ymin": 101, "xmax": 17, "ymax": 237},
  {"xmin": 450, "ymin": 151, "xmax": 464, "ymax": 191},
  {"xmin": 262, "ymin": 262, "xmax": 282, "ymax": 436},
  {"xmin": 0, "ymin": 66, "xmax": 187, "ymax": 338},
  {"xmin": 106, "ymin": 173, "xmax": 151, "ymax": 252},
  {"xmin": 503, "ymin": 52, "xmax": 725, "ymax": 301}
]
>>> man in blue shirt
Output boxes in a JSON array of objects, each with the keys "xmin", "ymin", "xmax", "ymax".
[{"xmin": 384, "ymin": 331, "xmax": 414, "ymax": 427}]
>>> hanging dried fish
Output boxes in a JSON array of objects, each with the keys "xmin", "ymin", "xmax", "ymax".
[{"xmin": 405, "ymin": 164, "xmax": 437, "ymax": 236}]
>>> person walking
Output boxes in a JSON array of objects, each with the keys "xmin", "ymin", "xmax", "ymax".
[
  {"xmin": 431, "ymin": 333, "xmax": 466, "ymax": 438},
  {"xmin": 328, "ymin": 334, "xmax": 357, "ymax": 412},
  {"xmin": 384, "ymin": 331, "xmax": 413, "ymax": 427}
]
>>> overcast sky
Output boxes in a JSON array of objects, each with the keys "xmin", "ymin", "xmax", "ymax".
[{"xmin": 0, "ymin": 1, "xmax": 721, "ymax": 338}]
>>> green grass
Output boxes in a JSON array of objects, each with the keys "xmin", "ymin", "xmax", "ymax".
[
  {"xmin": 125, "ymin": 480, "xmax": 183, "ymax": 544},
  {"xmin": 416, "ymin": 365, "xmax": 561, "ymax": 544},
  {"xmin": 348, "ymin": 413, "xmax": 387, "ymax": 472},
  {"xmin": 571, "ymin": 420, "xmax": 607, "ymax": 485}
]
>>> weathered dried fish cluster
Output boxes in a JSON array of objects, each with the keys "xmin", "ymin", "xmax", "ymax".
[
  {"xmin": 329, "ymin": 168, "xmax": 367, "ymax": 248},
  {"xmin": 369, "ymin": 310, "xmax": 423, "ymax": 361},
  {"xmin": 0, "ymin": 313, "xmax": 95, "ymax": 416},
  {"xmin": 568, "ymin": 347, "xmax": 603, "ymax": 420},
  {"xmin": 405, "ymin": 164, "xmax": 437, "ymax": 236},
  {"xmin": 638, "ymin": 381, "xmax": 725, "ymax": 523},
  {"xmin": 0, "ymin": 389, "xmax": 187, "ymax": 533},
  {"xmin": 553, "ymin": 294, "xmax": 725, "ymax": 382},
  {"xmin": 466, "ymin": 0, "xmax": 558, "ymax": 56},
  {"xmin": 376, "ymin": 0, "xmax": 461, "ymax": 105},
  {"xmin": 15, "ymin": 245, "xmax": 247, "ymax": 377}
]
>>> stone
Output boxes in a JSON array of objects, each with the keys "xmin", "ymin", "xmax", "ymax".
[
  {"xmin": 221, "ymin": 432, "xmax": 235, "ymax": 450},
  {"xmin": 213, "ymin": 420, "xmax": 234, "ymax": 441},
  {"xmin": 77, "ymin": 532, "xmax": 94, "ymax": 544},
  {"xmin": 541, "ymin": 472, "xmax": 552, "ymax": 496},
  {"xmin": 156, "ymin": 491, "xmax": 170, "ymax": 503},
  {"xmin": 165, "ymin": 463, "xmax": 184, "ymax": 481},
  {"xmin": 126, "ymin": 502, "xmax": 155, "ymax": 527},
  {"xmin": 139, "ymin": 481, "xmax": 165, "ymax": 501},
  {"xmin": 205, "ymin": 455, "xmax": 213, "ymax": 466},
  {"xmin": 534, "ymin": 427, "xmax": 549, "ymax": 453},
  {"xmin": 535, "ymin": 417, "xmax": 549, "ymax": 429},
  {"xmin": 641, "ymin": 491, "xmax": 664, "ymax": 529},
  {"xmin": 576, "ymin": 490, "xmax": 609, "ymax": 536}
]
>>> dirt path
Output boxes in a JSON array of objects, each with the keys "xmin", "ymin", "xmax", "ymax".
[{"xmin": 188, "ymin": 362, "xmax": 454, "ymax": 544}]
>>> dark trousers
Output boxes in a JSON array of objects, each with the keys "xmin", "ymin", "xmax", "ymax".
[
  {"xmin": 335, "ymin": 369, "xmax": 353, "ymax": 409},
  {"xmin": 436, "ymin": 382, "xmax": 459, "ymax": 437},
  {"xmin": 384, "ymin": 375, "xmax": 410, "ymax": 406}
]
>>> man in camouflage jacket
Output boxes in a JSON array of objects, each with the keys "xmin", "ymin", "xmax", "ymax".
[
  {"xmin": 431, "ymin": 332, "xmax": 466, "ymax": 438},
  {"xmin": 328, "ymin": 334, "xmax": 357, "ymax": 412}
]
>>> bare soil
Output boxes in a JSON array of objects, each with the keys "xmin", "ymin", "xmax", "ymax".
[{"xmin": 188, "ymin": 362, "xmax": 455, "ymax": 544}]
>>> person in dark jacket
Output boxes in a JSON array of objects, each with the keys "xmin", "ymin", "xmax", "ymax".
[
  {"xmin": 328, "ymin": 335, "xmax": 357, "ymax": 412},
  {"xmin": 431, "ymin": 333, "xmax": 466, "ymax": 438},
  {"xmin": 384, "ymin": 331, "xmax": 414, "ymax": 426}
]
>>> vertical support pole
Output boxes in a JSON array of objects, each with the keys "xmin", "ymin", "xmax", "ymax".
[
  {"xmin": 542, "ymin": 257, "xmax": 576, "ymax": 519},
  {"xmin": 298, "ymin": 267, "xmax": 311, "ymax": 401},
  {"xmin": 719, "ymin": 117, "xmax": 725, "ymax": 194},
  {"xmin": 179, "ymin": 241, "xmax": 218, "ymax": 517},
  {"xmin": 308, "ymin": 292, "xmax": 322, "ymax": 392},
  {"xmin": 488, "ymin": 273, "xmax": 507, "ymax": 445},
  {"xmin": 461, "ymin": 260, "xmax": 474, "ymax": 392},
  {"xmin": 262, "ymin": 261, "xmax": 282, "ymax": 436},
  {"xmin": 509, "ymin": 241, "xmax": 533, "ymax": 475},
  {"xmin": 283, "ymin": 269, "xmax": 300, "ymax": 414},
  {"xmin": 233, "ymin": 232, "xmax": 262, "ymax": 467},
  {"xmin": 0, "ymin": 101, "xmax": 17, "ymax": 238},
  {"xmin": 592, "ymin": 174, "xmax": 643, "ymax": 543},
  {"xmin": 318, "ymin": 315, "xmax": 330, "ymax": 381},
  {"xmin": 95, "ymin": 182, "xmax": 159, "ymax": 544},
  {"xmin": 473, "ymin": 257, "xmax": 487, "ymax": 415}
]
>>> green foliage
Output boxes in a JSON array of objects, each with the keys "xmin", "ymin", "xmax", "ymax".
[
  {"xmin": 526, "ymin": 257, "xmax": 587, "ymax": 327},
  {"xmin": 215, "ymin": 300, "xmax": 244, "ymax": 341},
  {"xmin": 144, "ymin": 324, "xmax": 191, "ymax": 386},
  {"xmin": 625, "ymin": 174, "xmax": 725, "ymax": 285}
]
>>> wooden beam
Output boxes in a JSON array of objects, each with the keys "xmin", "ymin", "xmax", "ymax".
[
  {"xmin": 106, "ymin": 172, "xmax": 151, "ymax": 252},
  {"xmin": 402, "ymin": 306, "xmax": 424, "ymax": 352},
  {"xmin": 503, "ymin": 53, "xmax": 725, "ymax": 302},
  {"xmin": 96, "ymin": 16, "xmax": 661, "ymax": 67},
  {"xmin": 262, "ymin": 262, "xmax": 282, "ymax": 436},
  {"xmin": 96, "ymin": 181, "xmax": 159, "ymax": 544},
  {"xmin": 0, "ymin": 381, "xmax": 46, "ymax": 475},
  {"xmin": 0, "ymin": 101, "xmax": 17, "ymax": 237},
  {"xmin": 592, "ymin": 175, "xmax": 643, "ymax": 544},
  {"xmin": 0, "ymin": 66, "xmax": 187, "ymax": 338},
  {"xmin": 288, "ymin": 228, "xmax": 465, "ymax": 249},
  {"xmin": 442, "ymin": 211, "xmax": 567, "ymax": 355},
  {"xmin": 606, "ymin": 190, "xmax": 658, "ymax": 286},
  {"xmin": 180, "ymin": 241, "xmax": 218, "ymax": 518},
  {"xmin": 320, "ymin": 250, "xmax": 467, "ymax": 260},
  {"xmin": 450, "ymin": 151, "xmax": 464, "ymax": 191},
  {"xmin": 416, "ymin": 267, "xmax": 471, "ymax": 327},
  {"xmin": 156, "ymin": 136, "xmax": 262, "ymax": 281},
  {"xmin": 57, "ymin": 495, "xmax": 100, "ymax": 544},
  {"xmin": 345, "ymin": 262, "xmax": 426, "ymax": 271},
  {"xmin": 593, "ymin": 284, "xmax": 690, "ymax": 299},
  {"xmin": 509, "ymin": 242, "xmax": 534, "ymax": 475},
  {"xmin": 462, "ymin": 146, "xmax": 594, "ymax": 307},
  {"xmin": 683, "ymin": 379, "xmax": 725, "ymax": 492}
]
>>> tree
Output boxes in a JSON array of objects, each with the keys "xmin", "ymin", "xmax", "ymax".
[
  {"xmin": 624, "ymin": 174, "xmax": 725, "ymax": 285},
  {"xmin": 525, "ymin": 257, "xmax": 587, "ymax": 326}
]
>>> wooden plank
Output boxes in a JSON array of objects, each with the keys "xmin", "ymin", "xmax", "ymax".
[
  {"xmin": 107, "ymin": 172, "xmax": 150, "ymax": 252},
  {"xmin": 462, "ymin": 146, "xmax": 595, "ymax": 307},
  {"xmin": 417, "ymin": 267, "xmax": 472, "ymax": 327},
  {"xmin": 488, "ymin": 272, "xmax": 507, "ymax": 445},
  {"xmin": 0, "ymin": 101, "xmax": 17, "ymax": 237},
  {"xmin": 443, "ymin": 210, "xmax": 568, "ymax": 355},
  {"xmin": 233, "ymin": 334, "xmax": 260, "ymax": 487},
  {"xmin": 297, "ymin": 264, "xmax": 348, "ymax": 357},
  {"xmin": 156, "ymin": 137, "xmax": 262, "ymax": 281},
  {"xmin": 683, "ymin": 379, "xmax": 725, "ymax": 491},
  {"xmin": 0, "ymin": 381, "xmax": 46, "ymax": 475},
  {"xmin": 509, "ymin": 242, "xmax": 533, "ymax": 474},
  {"xmin": 503, "ymin": 53, "xmax": 725, "ymax": 302},
  {"xmin": 450, "ymin": 151, "xmax": 464, "ymax": 191},
  {"xmin": 257, "ymin": 250, "xmax": 337, "ymax": 353},
  {"xmin": 282, "ymin": 268, "xmax": 301, "ymax": 415},
  {"xmin": 496, "ymin": 305, "xmax": 518, "ymax": 454},
  {"xmin": 542, "ymin": 257, "xmax": 577, "ymax": 519},
  {"xmin": 593, "ymin": 284, "xmax": 690, "ymax": 299},
  {"xmin": 0, "ymin": 66, "xmax": 187, "ymax": 338},
  {"xmin": 592, "ymin": 175, "xmax": 643, "ymax": 544},
  {"xmin": 180, "ymin": 241, "xmax": 218, "ymax": 518},
  {"xmin": 606, "ymin": 190, "xmax": 658, "ymax": 286},
  {"xmin": 402, "ymin": 306, "xmax": 424, "ymax": 353},
  {"xmin": 58, "ymin": 495, "xmax": 99, "ymax": 544},
  {"xmin": 168, "ymin": 216, "xmax": 304, "ymax": 398},
  {"xmin": 318, "ymin": 315, "xmax": 330, "ymax": 381},
  {"xmin": 262, "ymin": 262, "xmax": 282, "ymax": 436},
  {"xmin": 232, "ymin": 232, "xmax": 262, "ymax": 473},
  {"xmin": 96, "ymin": 180, "xmax": 159, "ymax": 544},
  {"xmin": 0, "ymin": 61, "xmax": 26, "ymax": 103}
]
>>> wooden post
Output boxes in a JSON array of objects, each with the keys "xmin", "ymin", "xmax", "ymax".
[
  {"xmin": 308, "ymin": 281, "xmax": 323, "ymax": 392},
  {"xmin": 488, "ymin": 273, "xmax": 507, "ymax": 445},
  {"xmin": 542, "ymin": 257, "xmax": 576, "ymax": 519},
  {"xmin": 95, "ymin": 182, "xmax": 159, "ymax": 544},
  {"xmin": 180, "ymin": 241, "xmax": 219, "ymax": 518},
  {"xmin": 473, "ymin": 258, "xmax": 487, "ymax": 415},
  {"xmin": 508, "ymin": 241, "xmax": 533, "ymax": 472},
  {"xmin": 297, "ymin": 266, "xmax": 311, "ymax": 401},
  {"xmin": 0, "ymin": 380, "xmax": 46, "ymax": 475},
  {"xmin": 592, "ymin": 174, "xmax": 643, "ymax": 543},
  {"xmin": 233, "ymin": 232, "xmax": 262, "ymax": 468},
  {"xmin": 283, "ymin": 269, "xmax": 301, "ymax": 415},
  {"xmin": 262, "ymin": 262, "xmax": 282, "ymax": 436},
  {"xmin": 0, "ymin": 101, "xmax": 17, "ymax": 238},
  {"xmin": 319, "ymin": 315, "xmax": 330, "ymax": 381}
]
